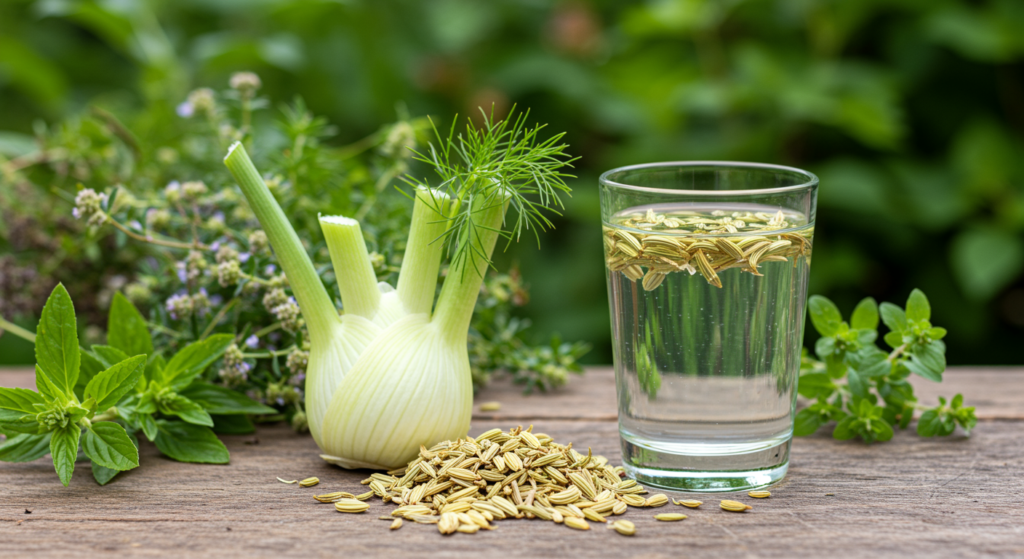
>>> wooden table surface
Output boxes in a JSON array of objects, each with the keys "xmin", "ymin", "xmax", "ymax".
[{"xmin": 1, "ymin": 366, "xmax": 1022, "ymax": 558}]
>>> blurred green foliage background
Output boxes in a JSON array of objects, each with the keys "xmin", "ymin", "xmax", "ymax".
[{"xmin": 1, "ymin": 0, "xmax": 1022, "ymax": 365}]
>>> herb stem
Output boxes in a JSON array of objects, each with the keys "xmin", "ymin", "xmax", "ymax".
[
  {"xmin": 252, "ymin": 322, "xmax": 283, "ymax": 338},
  {"xmin": 396, "ymin": 188, "xmax": 451, "ymax": 315},
  {"xmin": 106, "ymin": 216, "xmax": 210, "ymax": 251},
  {"xmin": 888, "ymin": 343, "xmax": 909, "ymax": 362},
  {"xmin": 242, "ymin": 345, "xmax": 295, "ymax": 359},
  {"xmin": 0, "ymin": 315, "xmax": 36, "ymax": 343},
  {"xmin": 319, "ymin": 216, "xmax": 380, "ymax": 319},
  {"xmin": 200, "ymin": 297, "xmax": 239, "ymax": 340},
  {"xmin": 92, "ymin": 409, "xmax": 118, "ymax": 422}
]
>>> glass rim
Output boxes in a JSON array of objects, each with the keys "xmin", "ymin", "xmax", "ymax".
[{"xmin": 599, "ymin": 161, "xmax": 819, "ymax": 196}]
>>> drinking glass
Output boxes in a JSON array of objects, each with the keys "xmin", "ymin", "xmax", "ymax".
[{"xmin": 600, "ymin": 162, "xmax": 818, "ymax": 492}]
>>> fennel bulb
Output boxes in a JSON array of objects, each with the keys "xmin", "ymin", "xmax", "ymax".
[{"xmin": 223, "ymin": 109, "xmax": 573, "ymax": 469}]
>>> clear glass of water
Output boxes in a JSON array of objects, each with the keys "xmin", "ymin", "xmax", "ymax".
[{"xmin": 600, "ymin": 162, "xmax": 818, "ymax": 492}]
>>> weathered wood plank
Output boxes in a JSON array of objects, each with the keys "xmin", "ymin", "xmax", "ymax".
[{"xmin": 1, "ymin": 421, "xmax": 1022, "ymax": 558}]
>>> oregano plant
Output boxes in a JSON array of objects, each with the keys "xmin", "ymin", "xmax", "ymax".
[{"xmin": 796, "ymin": 289, "xmax": 977, "ymax": 443}]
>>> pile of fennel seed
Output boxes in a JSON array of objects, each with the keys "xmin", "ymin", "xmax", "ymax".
[{"xmin": 314, "ymin": 426, "xmax": 683, "ymax": 535}]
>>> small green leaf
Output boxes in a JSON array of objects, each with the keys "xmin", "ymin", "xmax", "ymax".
[
  {"xmin": 0, "ymin": 387, "xmax": 45, "ymax": 414},
  {"xmin": 832, "ymin": 416, "xmax": 858, "ymax": 440},
  {"xmin": 879, "ymin": 302, "xmax": 907, "ymax": 333},
  {"xmin": 91, "ymin": 345, "xmax": 131, "ymax": 368},
  {"xmin": 951, "ymin": 394, "xmax": 964, "ymax": 409},
  {"xmin": 107, "ymin": 292, "xmax": 154, "ymax": 358},
  {"xmin": 793, "ymin": 408, "xmax": 826, "ymax": 437},
  {"xmin": 154, "ymin": 421, "xmax": 229, "ymax": 464},
  {"xmin": 140, "ymin": 414, "xmax": 158, "ymax": 441},
  {"xmin": 883, "ymin": 331, "xmax": 903, "ymax": 349},
  {"xmin": 869, "ymin": 418, "xmax": 894, "ymax": 442},
  {"xmin": 158, "ymin": 394, "xmax": 214, "ymax": 427},
  {"xmin": 824, "ymin": 354, "xmax": 847, "ymax": 379},
  {"xmin": 0, "ymin": 432, "xmax": 52, "ymax": 462},
  {"xmin": 917, "ymin": 408, "xmax": 954, "ymax": 437},
  {"xmin": 848, "ymin": 347, "xmax": 891, "ymax": 378},
  {"xmin": 35, "ymin": 284, "xmax": 80, "ymax": 398},
  {"xmin": 84, "ymin": 355, "xmax": 148, "ymax": 411},
  {"xmin": 76, "ymin": 350, "xmax": 105, "ymax": 401},
  {"xmin": 161, "ymin": 334, "xmax": 235, "ymax": 391},
  {"xmin": 179, "ymin": 382, "xmax": 276, "ymax": 415},
  {"xmin": 905, "ymin": 289, "xmax": 930, "ymax": 322},
  {"xmin": 814, "ymin": 336, "xmax": 836, "ymax": 359},
  {"xmin": 850, "ymin": 297, "xmax": 879, "ymax": 330},
  {"xmin": 797, "ymin": 373, "xmax": 837, "ymax": 399},
  {"xmin": 808, "ymin": 295, "xmax": 843, "ymax": 337},
  {"xmin": 0, "ymin": 409, "xmax": 41, "ymax": 435},
  {"xmin": 35, "ymin": 365, "xmax": 65, "ymax": 404},
  {"xmin": 927, "ymin": 327, "xmax": 947, "ymax": 340},
  {"xmin": 211, "ymin": 414, "xmax": 256, "ymax": 435},
  {"xmin": 82, "ymin": 422, "xmax": 139, "ymax": 471},
  {"xmin": 846, "ymin": 367, "xmax": 867, "ymax": 398},
  {"xmin": 905, "ymin": 353, "xmax": 943, "ymax": 382},
  {"xmin": 91, "ymin": 461, "xmax": 120, "ymax": 486},
  {"xmin": 955, "ymin": 406, "xmax": 977, "ymax": 435},
  {"xmin": 50, "ymin": 424, "xmax": 80, "ymax": 486},
  {"xmin": 912, "ymin": 341, "xmax": 946, "ymax": 375}
]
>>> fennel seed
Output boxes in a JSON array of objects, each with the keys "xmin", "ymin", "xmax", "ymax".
[
  {"xmin": 720, "ymin": 500, "xmax": 752, "ymax": 512},
  {"xmin": 672, "ymin": 499, "xmax": 702, "ymax": 508},
  {"xmin": 654, "ymin": 513, "xmax": 687, "ymax": 521},
  {"xmin": 390, "ymin": 518, "xmax": 403, "ymax": 530},
  {"xmin": 748, "ymin": 490, "xmax": 771, "ymax": 499},
  {"xmin": 277, "ymin": 477, "xmax": 297, "ymax": 484},
  {"xmin": 299, "ymin": 477, "xmax": 320, "ymax": 487},
  {"xmin": 644, "ymin": 494, "xmax": 669, "ymax": 507},
  {"xmin": 609, "ymin": 519, "xmax": 635, "ymax": 536}
]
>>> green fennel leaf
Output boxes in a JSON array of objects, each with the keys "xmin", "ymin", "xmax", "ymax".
[
  {"xmin": 179, "ymin": 382, "xmax": 276, "ymax": 415},
  {"xmin": 905, "ymin": 288, "xmax": 931, "ymax": 322},
  {"xmin": 0, "ymin": 432, "xmax": 52, "ymax": 462},
  {"xmin": 35, "ymin": 284, "xmax": 80, "ymax": 398},
  {"xmin": 808, "ymin": 295, "xmax": 843, "ymax": 337},
  {"xmin": 82, "ymin": 422, "xmax": 139, "ymax": 471},
  {"xmin": 850, "ymin": 297, "xmax": 879, "ymax": 330},
  {"xmin": 84, "ymin": 355, "xmax": 148, "ymax": 412},
  {"xmin": 107, "ymin": 292, "xmax": 154, "ymax": 358},
  {"xmin": 154, "ymin": 421, "xmax": 229, "ymax": 464},
  {"xmin": 0, "ymin": 387, "xmax": 45, "ymax": 414},
  {"xmin": 50, "ymin": 424, "xmax": 80, "ymax": 486}
]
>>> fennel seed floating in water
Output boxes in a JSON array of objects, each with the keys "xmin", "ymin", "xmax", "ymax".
[
  {"xmin": 315, "ymin": 426, "xmax": 681, "ymax": 536},
  {"xmin": 223, "ymin": 108, "xmax": 575, "ymax": 470}
]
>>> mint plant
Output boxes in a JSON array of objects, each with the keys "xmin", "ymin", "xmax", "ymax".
[
  {"xmin": 796, "ymin": 289, "xmax": 977, "ymax": 443},
  {"xmin": 0, "ymin": 285, "xmax": 274, "ymax": 485}
]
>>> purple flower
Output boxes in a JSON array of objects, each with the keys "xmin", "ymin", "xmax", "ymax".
[
  {"xmin": 129, "ymin": 220, "xmax": 143, "ymax": 231},
  {"xmin": 176, "ymin": 101, "xmax": 194, "ymax": 118},
  {"xmin": 245, "ymin": 335, "xmax": 259, "ymax": 348},
  {"xmin": 264, "ymin": 264, "xmax": 276, "ymax": 275},
  {"xmin": 210, "ymin": 241, "xmax": 221, "ymax": 252},
  {"xmin": 209, "ymin": 294, "xmax": 223, "ymax": 306},
  {"xmin": 238, "ymin": 362, "xmax": 252, "ymax": 373},
  {"xmin": 175, "ymin": 262, "xmax": 187, "ymax": 283},
  {"xmin": 72, "ymin": 208, "xmax": 81, "ymax": 219},
  {"xmin": 239, "ymin": 252, "xmax": 250, "ymax": 263}
]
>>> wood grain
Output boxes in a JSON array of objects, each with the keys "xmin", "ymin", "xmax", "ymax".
[{"xmin": 2, "ymin": 367, "xmax": 1023, "ymax": 558}]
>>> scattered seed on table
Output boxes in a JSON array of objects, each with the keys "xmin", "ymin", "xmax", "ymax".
[
  {"xmin": 299, "ymin": 477, "xmax": 320, "ymax": 487},
  {"xmin": 609, "ymin": 520, "xmax": 635, "ymax": 536},
  {"xmin": 748, "ymin": 490, "xmax": 771, "ymax": 499},
  {"xmin": 673, "ymin": 499, "xmax": 702, "ymax": 508},
  {"xmin": 654, "ymin": 513, "xmax": 687, "ymax": 521},
  {"xmin": 479, "ymin": 401, "xmax": 502, "ymax": 412},
  {"xmin": 720, "ymin": 500, "xmax": 752, "ymax": 512}
]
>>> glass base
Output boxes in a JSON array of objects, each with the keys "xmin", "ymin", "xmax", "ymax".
[{"xmin": 620, "ymin": 434, "xmax": 791, "ymax": 492}]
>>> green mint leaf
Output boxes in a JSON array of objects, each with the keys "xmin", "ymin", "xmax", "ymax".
[
  {"xmin": 0, "ymin": 387, "xmax": 45, "ymax": 414},
  {"xmin": 797, "ymin": 373, "xmax": 837, "ymax": 399},
  {"xmin": 955, "ymin": 406, "xmax": 977, "ymax": 435},
  {"xmin": 824, "ymin": 354, "xmax": 847, "ymax": 379},
  {"xmin": 855, "ymin": 329, "xmax": 878, "ymax": 345},
  {"xmin": 107, "ymin": 292, "xmax": 154, "ymax": 358},
  {"xmin": 145, "ymin": 354, "xmax": 166, "ymax": 385},
  {"xmin": 179, "ymin": 382, "xmax": 276, "ymax": 415},
  {"xmin": 927, "ymin": 327, "xmax": 947, "ymax": 340},
  {"xmin": 905, "ymin": 353, "xmax": 943, "ymax": 382},
  {"xmin": 879, "ymin": 302, "xmax": 907, "ymax": 333},
  {"xmin": 793, "ymin": 408, "xmax": 826, "ymax": 437},
  {"xmin": 850, "ymin": 297, "xmax": 879, "ymax": 330},
  {"xmin": 76, "ymin": 350, "xmax": 105, "ymax": 401},
  {"xmin": 35, "ymin": 365, "xmax": 66, "ymax": 404},
  {"xmin": 84, "ymin": 355, "xmax": 148, "ymax": 411},
  {"xmin": 90, "ymin": 345, "xmax": 131, "ymax": 368},
  {"xmin": 883, "ymin": 331, "xmax": 903, "ymax": 349},
  {"xmin": 846, "ymin": 367, "xmax": 868, "ymax": 398},
  {"xmin": 905, "ymin": 288, "xmax": 931, "ymax": 322},
  {"xmin": 814, "ymin": 336, "xmax": 836, "ymax": 359},
  {"xmin": 160, "ymin": 334, "xmax": 235, "ymax": 391},
  {"xmin": 35, "ymin": 283, "xmax": 80, "ymax": 397},
  {"xmin": 140, "ymin": 414, "xmax": 158, "ymax": 441},
  {"xmin": 0, "ymin": 432, "xmax": 52, "ymax": 462},
  {"xmin": 911, "ymin": 341, "xmax": 946, "ymax": 374},
  {"xmin": 154, "ymin": 421, "xmax": 229, "ymax": 464},
  {"xmin": 898, "ymin": 404, "xmax": 915, "ymax": 430},
  {"xmin": 91, "ymin": 461, "xmax": 120, "ymax": 486},
  {"xmin": 0, "ymin": 409, "xmax": 41, "ymax": 435},
  {"xmin": 878, "ymin": 379, "xmax": 916, "ymax": 407},
  {"xmin": 158, "ymin": 394, "xmax": 214, "ymax": 427},
  {"xmin": 808, "ymin": 295, "xmax": 843, "ymax": 337},
  {"xmin": 211, "ymin": 414, "xmax": 256, "ymax": 435},
  {"xmin": 82, "ymin": 422, "xmax": 139, "ymax": 471},
  {"xmin": 50, "ymin": 424, "xmax": 80, "ymax": 486},
  {"xmin": 917, "ymin": 408, "xmax": 955, "ymax": 437},
  {"xmin": 832, "ymin": 416, "xmax": 858, "ymax": 440}
]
